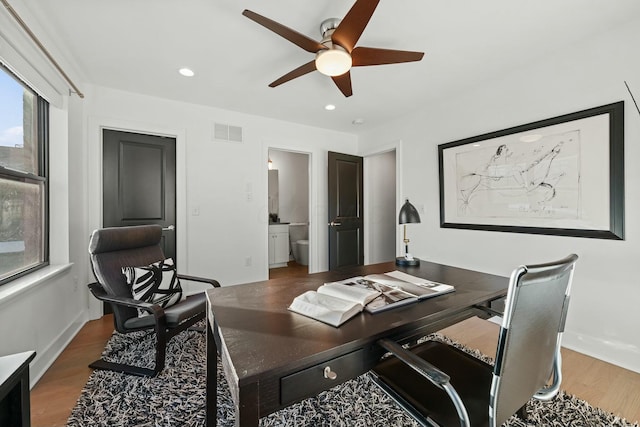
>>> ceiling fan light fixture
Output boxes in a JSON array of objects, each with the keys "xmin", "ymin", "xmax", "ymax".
[{"xmin": 315, "ymin": 48, "xmax": 352, "ymax": 77}]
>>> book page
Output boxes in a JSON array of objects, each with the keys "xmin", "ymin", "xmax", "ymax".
[
  {"xmin": 365, "ymin": 287, "xmax": 417, "ymax": 313},
  {"xmin": 366, "ymin": 272, "xmax": 454, "ymax": 298},
  {"xmin": 384, "ymin": 270, "xmax": 453, "ymax": 293},
  {"xmin": 288, "ymin": 291, "xmax": 362, "ymax": 327},
  {"xmin": 319, "ymin": 280, "xmax": 381, "ymax": 305}
]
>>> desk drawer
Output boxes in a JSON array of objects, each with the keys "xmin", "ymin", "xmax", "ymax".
[{"xmin": 281, "ymin": 349, "xmax": 367, "ymax": 405}]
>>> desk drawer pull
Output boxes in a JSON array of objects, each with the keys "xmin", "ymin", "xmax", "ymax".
[{"xmin": 323, "ymin": 366, "xmax": 337, "ymax": 380}]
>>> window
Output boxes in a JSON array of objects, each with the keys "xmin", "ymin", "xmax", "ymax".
[{"xmin": 0, "ymin": 64, "xmax": 49, "ymax": 285}]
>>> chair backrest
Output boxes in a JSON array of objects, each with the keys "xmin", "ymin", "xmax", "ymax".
[
  {"xmin": 88, "ymin": 225, "xmax": 165, "ymax": 332},
  {"xmin": 490, "ymin": 254, "xmax": 578, "ymax": 426}
]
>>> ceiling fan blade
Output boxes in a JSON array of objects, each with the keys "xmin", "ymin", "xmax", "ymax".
[
  {"xmin": 331, "ymin": 0, "xmax": 380, "ymax": 52},
  {"xmin": 243, "ymin": 10, "xmax": 326, "ymax": 53},
  {"xmin": 351, "ymin": 46, "xmax": 424, "ymax": 66},
  {"xmin": 332, "ymin": 72, "xmax": 353, "ymax": 97},
  {"xmin": 269, "ymin": 60, "xmax": 318, "ymax": 88}
]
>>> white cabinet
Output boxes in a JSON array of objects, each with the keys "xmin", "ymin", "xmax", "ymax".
[{"xmin": 269, "ymin": 224, "xmax": 289, "ymax": 268}]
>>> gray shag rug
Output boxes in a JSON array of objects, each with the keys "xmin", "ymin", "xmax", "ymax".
[{"xmin": 67, "ymin": 326, "xmax": 638, "ymax": 427}]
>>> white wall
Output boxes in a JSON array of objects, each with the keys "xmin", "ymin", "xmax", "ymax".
[
  {"xmin": 84, "ymin": 85, "xmax": 358, "ymax": 299},
  {"xmin": 0, "ymin": 5, "xmax": 90, "ymax": 385},
  {"xmin": 364, "ymin": 150, "xmax": 396, "ymax": 264},
  {"xmin": 0, "ymin": 94, "xmax": 88, "ymax": 386},
  {"xmin": 268, "ymin": 149, "xmax": 309, "ymax": 224},
  {"xmin": 359, "ymin": 19, "xmax": 640, "ymax": 373}
]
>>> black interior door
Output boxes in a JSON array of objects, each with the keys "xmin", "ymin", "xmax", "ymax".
[
  {"xmin": 328, "ymin": 151, "xmax": 364, "ymax": 270},
  {"xmin": 102, "ymin": 129, "xmax": 177, "ymax": 259}
]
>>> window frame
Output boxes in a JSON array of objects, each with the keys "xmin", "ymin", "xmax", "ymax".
[{"xmin": 0, "ymin": 64, "xmax": 50, "ymax": 286}]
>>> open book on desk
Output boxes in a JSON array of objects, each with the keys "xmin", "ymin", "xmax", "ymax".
[
  {"xmin": 339, "ymin": 271, "xmax": 455, "ymax": 313},
  {"xmin": 288, "ymin": 282, "xmax": 380, "ymax": 327},
  {"xmin": 288, "ymin": 271, "xmax": 455, "ymax": 325}
]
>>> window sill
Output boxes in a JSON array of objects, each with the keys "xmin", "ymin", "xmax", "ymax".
[{"xmin": 0, "ymin": 263, "xmax": 73, "ymax": 306}]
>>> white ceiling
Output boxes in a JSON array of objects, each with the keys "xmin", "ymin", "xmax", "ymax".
[{"xmin": 20, "ymin": 0, "xmax": 640, "ymax": 133}]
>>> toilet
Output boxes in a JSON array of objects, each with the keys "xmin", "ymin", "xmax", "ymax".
[
  {"xmin": 296, "ymin": 240, "xmax": 309, "ymax": 266},
  {"xmin": 288, "ymin": 223, "xmax": 309, "ymax": 266}
]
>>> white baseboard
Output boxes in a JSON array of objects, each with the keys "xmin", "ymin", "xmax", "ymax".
[
  {"xmin": 29, "ymin": 311, "xmax": 87, "ymax": 387},
  {"xmin": 562, "ymin": 330, "xmax": 640, "ymax": 374}
]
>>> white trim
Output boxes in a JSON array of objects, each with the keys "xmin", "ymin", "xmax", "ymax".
[
  {"xmin": 563, "ymin": 330, "xmax": 640, "ymax": 374},
  {"xmin": 29, "ymin": 311, "xmax": 86, "ymax": 387},
  {"xmin": 263, "ymin": 143, "xmax": 316, "ymax": 274},
  {"xmin": 0, "ymin": 263, "xmax": 72, "ymax": 306}
]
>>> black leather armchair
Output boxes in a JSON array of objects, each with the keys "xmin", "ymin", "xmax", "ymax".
[
  {"xmin": 87, "ymin": 224, "xmax": 220, "ymax": 377},
  {"xmin": 371, "ymin": 254, "xmax": 578, "ymax": 427}
]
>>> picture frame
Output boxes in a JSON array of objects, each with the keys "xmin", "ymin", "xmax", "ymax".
[{"xmin": 438, "ymin": 101, "xmax": 624, "ymax": 239}]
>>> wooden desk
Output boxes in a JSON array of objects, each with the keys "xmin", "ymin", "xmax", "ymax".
[{"xmin": 206, "ymin": 261, "xmax": 508, "ymax": 426}]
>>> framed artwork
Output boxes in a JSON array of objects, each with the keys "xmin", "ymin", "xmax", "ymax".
[{"xmin": 438, "ymin": 101, "xmax": 624, "ymax": 239}]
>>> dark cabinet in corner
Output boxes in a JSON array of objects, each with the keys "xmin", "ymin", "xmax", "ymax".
[{"xmin": 0, "ymin": 351, "xmax": 36, "ymax": 427}]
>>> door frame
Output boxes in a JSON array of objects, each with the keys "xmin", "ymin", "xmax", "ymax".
[
  {"xmin": 263, "ymin": 142, "xmax": 315, "ymax": 274},
  {"xmin": 361, "ymin": 139, "xmax": 403, "ymax": 264},
  {"xmin": 86, "ymin": 116, "xmax": 187, "ymax": 320}
]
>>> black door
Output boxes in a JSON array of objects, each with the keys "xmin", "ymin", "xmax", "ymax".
[
  {"xmin": 102, "ymin": 129, "xmax": 177, "ymax": 259},
  {"xmin": 328, "ymin": 151, "xmax": 363, "ymax": 270}
]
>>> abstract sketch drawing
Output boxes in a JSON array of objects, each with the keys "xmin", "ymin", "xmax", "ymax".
[{"xmin": 455, "ymin": 130, "xmax": 581, "ymax": 219}]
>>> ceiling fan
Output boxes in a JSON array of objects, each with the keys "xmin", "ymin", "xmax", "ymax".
[{"xmin": 242, "ymin": 0, "xmax": 424, "ymax": 97}]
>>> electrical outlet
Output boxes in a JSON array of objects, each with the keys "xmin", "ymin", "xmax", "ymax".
[
  {"xmin": 246, "ymin": 192, "xmax": 253, "ymax": 201},
  {"xmin": 245, "ymin": 256, "xmax": 252, "ymax": 267},
  {"xmin": 192, "ymin": 207, "xmax": 200, "ymax": 216}
]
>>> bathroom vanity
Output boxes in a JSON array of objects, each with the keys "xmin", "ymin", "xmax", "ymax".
[{"xmin": 268, "ymin": 223, "xmax": 289, "ymax": 268}]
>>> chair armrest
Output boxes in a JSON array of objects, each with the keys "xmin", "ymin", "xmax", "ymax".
[
  {"xmin": 377, "ymin": 338, "xmax": 451, "ymax": 386},
  {"xmin": 472, "ymin": 304, "xmax": 504, "ymax": 318},
  {"xmin": 177, "ymin": 274, "xmax": 220, "ymax": 287},
  {"xmin": 87, "ymin": 282, "xmax": 164, "ymax": 316},
  {"xmin": 377, "ymin": 338, "xmax": 471, "ymax": 427}
]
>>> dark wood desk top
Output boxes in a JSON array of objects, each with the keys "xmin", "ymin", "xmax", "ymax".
[{"xmin": 206, "ymin": 261, "xmax": 508, "ymax": 387}]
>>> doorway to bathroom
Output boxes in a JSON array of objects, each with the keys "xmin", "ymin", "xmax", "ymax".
[{"xmin": 267, "ymin": 148, "xmax": 311, "ymax": 279}]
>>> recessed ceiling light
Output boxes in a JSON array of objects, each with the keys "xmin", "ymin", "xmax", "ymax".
[
  {"xmin": 325, "ymin": 104, "xmax": 336, "ymax": 111},
  {"xmin": 520, "ymin": 134, "xmax": 543, "ymax": 143},
  {"xmin": 179, "ymin": 68, "xmax": 195, "ymax": 77}
]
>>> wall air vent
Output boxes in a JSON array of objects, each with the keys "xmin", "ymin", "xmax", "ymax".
[{"xmin": 213, "ymin": 122, "xmax": 243, "ymax": 143}]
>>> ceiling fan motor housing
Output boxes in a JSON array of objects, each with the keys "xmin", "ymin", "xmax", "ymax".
[{"xmin": 320, "ymin": 18, "xmax": 342, "ymax": 41}]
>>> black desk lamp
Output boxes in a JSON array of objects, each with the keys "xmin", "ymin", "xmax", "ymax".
[{"xmin": 396, "ymin": 199, "xmax": 421, "ymax": 266}]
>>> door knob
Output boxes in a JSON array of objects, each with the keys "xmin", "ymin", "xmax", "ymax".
[
  {"xmin": 323, "ymin": 366, "xmax": 337, "ymax": 380},
  {"xmin": 329, "ymin": 221, "xmax": 342, "ymax": 227},
  {"xmin": 162, "ymin": 225, "xmax": 175, "ymax": 231}
]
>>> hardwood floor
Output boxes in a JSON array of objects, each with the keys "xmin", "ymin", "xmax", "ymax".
[
  {"xmin": 31, "ymin": 315, "xmax": 114, "ymax": 427},
  {"xmin": 269, "ymin": 260, "xmax": 308, "ymax": 279},
  {"xmin": 30, "ymin": 281, "xmax": 640, "ymax": 426}
]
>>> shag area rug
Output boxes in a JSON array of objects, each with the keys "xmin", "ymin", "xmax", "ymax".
[{"xmin": 67, "ymin": 327, "xmax": 638, "ymax": 427}]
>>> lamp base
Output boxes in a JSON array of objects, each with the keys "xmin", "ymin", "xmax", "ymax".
[{"xmin": 395, "ymin": 257, "xmax": 420, "ymax": 267}]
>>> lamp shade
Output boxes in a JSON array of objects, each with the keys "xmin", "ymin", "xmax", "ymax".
[{"xmin": 398, "ymin": 199, "xmax": 421, "ymax": 224}]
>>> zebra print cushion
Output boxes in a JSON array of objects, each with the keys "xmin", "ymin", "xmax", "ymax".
[{"xmin": 122, "ymin": 258, "xmax": 183, "ymax": 316}]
